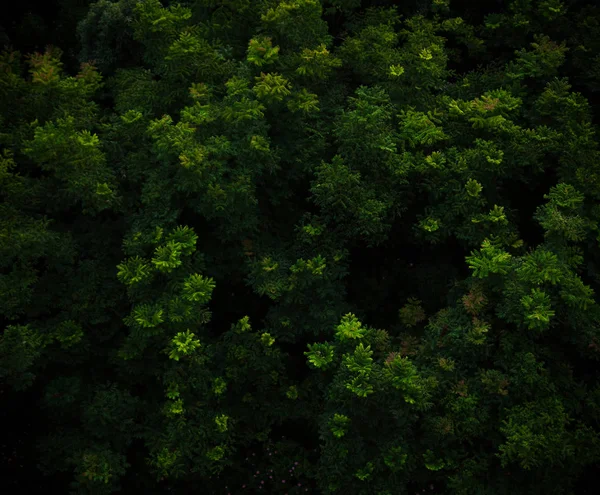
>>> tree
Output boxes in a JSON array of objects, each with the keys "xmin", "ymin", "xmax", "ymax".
[{"xmin": 2, "ymin": 1, "xmax": 600, "ymax": 494}]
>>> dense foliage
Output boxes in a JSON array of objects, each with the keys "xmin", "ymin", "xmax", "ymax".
[{"xmin": 2, "ymin": 0, "xmax": 600, "ymax": 493}]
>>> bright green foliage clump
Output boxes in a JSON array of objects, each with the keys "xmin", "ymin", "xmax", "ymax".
[{"xmin": 2, "ymin": 1, "xmax": 600, "ymax": 494}]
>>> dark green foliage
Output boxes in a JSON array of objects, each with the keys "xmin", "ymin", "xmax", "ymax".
[
  {"xmin": 2, "ymin": 1, "xmax": 600, "ymax": 494},
  {"xmin": 77, "ymin": 0, "xmax": 145, "ymax": 76}
]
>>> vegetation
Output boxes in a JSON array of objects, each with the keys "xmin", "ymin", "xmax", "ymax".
[{"xmin": 1, "ymin": 0, "xmax": 600, "ymax": 493}]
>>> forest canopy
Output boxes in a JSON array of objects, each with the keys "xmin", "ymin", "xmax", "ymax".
[{"xmin": 1, "ymin": 1, "xmax": 600, "ymax": 494}]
